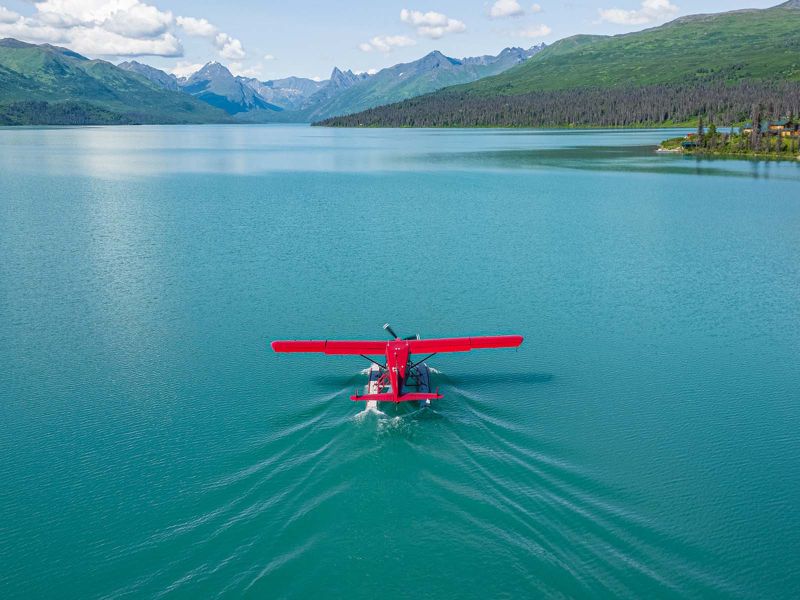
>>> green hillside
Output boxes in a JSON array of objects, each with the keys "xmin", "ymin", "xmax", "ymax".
[
  {"xmin": 0, "ymin": 39, "xmax": 229, "ymax": 125},
  {"xmin": 318, "ymin": 1, "xmax": 800, "ymax": 128},
  {"xmin": 467, "ymin": 4, "xmax": 800, "ymax": 94}
]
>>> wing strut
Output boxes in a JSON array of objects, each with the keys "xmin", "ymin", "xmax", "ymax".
[
  {"xmin": 409, "ymin": 353, "xmax": 436, "ymax": 370},
  {"xmin": 360, "ymin": 355, "xmax": 387, "ymax": 369}
]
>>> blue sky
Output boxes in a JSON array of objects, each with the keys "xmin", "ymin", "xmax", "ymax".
[{"xmin": 0, "ymin": 0, "xmax": 781, "ymax": 80}]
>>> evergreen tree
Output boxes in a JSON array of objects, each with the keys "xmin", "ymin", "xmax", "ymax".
[{"xmin": 319, "ymin": 81, "xmax": 800, "ymax": 130}]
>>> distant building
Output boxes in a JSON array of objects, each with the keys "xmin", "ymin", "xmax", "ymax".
[
  {"xmin": 772, "ymin": 119, "xmax": 800, "ymax": 137},
  {"xmin": 743, "ymin": 119, "xmax": 799, "ymax": 137},
  {"xmin": 742, "ymin": 121, "xmax": 768, "ymax": 135}
]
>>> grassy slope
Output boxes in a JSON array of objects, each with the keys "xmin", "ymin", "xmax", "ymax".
[
  {"xmin": 457, "ymin": 3, "xmax": 800, "ymax": 95},
  {"xmin": 0, "ymin": 41, "xmax": 229, "ymax": 124}
]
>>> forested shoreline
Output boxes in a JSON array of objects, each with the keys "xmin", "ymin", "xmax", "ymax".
[
  {"xmin": 0, "ymin": 101, "xmax": 138, "ymax": 126},
  {"xmin": 0, "ymin": 100, "xmax": 232, "ymax": 126},
  {"xmin": 315, "ymin": 81, "xmax": 800, "ymax": 129},
  {"xmin": 660, "ymin": 109, "xmax": 800, "ymax": 159}
]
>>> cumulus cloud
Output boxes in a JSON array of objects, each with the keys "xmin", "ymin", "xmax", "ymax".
[
  {"xmin": 489, "ymin": 0, "xmax": 524, "ymax": 19},
  {"xmin": 531, "ymin": 3, "xmax": 542, "ymax": 13},
  {"xmin": 170, "ymin": 60, "xmax": 204, "ymax": 77},
  {"xmin": 598, "ymin": 0, "xmax": 678, "ymax": 25},
  {"xmin": 175, "ymin": 15, "xmax": 215, "ymax": 37},
  {"xmin": 177, "ymin": 14, "xmax": 245, "ymax": 60},
  {"xmin": 0, "ymin": 1, "xmax": 247, "ymax": 60},
  {"xmin": 514, "ymin": 24, "xmax": 552, "ymax": 38},
  {"xmin": 215, "ymin": 32, "xmax": 244, "ymax": 60},
  {"xmin": 103, "ymin": 4, "xmax": 172, "ymax": 38},
  {"xmin": 263, "ymin": 53, "xmax": 275, "ymax": 61},
  {"xmin": 228, "ymin": 61, "xmax": 263, "ymax": 79},
  {"xmin": 359, "ymin": 34, "xmax": 416, "ymax": 53},
  {"xmin": 0, "ymin": 0, "xmax": 181, "ymax": 56},
  {"xmin": 0, "ymin": 5, "xmax": 20, "ymax": 23},
  {"xmin": 400, "ymin": 8, "xmax": 466, "ymax": 39}
]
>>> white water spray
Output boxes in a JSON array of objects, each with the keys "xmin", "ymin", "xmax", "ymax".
[{"xmin": 354, "ymin": 364, "xmax": 387, "ymax": 420}]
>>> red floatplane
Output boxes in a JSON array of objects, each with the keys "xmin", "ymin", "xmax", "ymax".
[{"xmin": 271, "ymin": 324, "xmax": 523, "ymax": 404}]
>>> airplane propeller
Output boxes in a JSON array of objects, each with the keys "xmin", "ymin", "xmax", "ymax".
[{"xmin": 383, "ymin": 323, "xmax": 419, "ymax": 341}]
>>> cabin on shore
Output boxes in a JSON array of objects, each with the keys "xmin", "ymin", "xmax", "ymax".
[{"xmin": 742, "ymin": 119, "xmax": 800, "ymax": 137}]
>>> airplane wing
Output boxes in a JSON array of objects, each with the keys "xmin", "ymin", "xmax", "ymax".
[
  {"xmin": 271, "ymin": 340, "xmax": 389, "ymax": 355},
  {"xmin": 408, "ymin": 335, "xmax": 523, "ymax": 354}
]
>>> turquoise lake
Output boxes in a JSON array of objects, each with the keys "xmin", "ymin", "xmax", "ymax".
[{"xmin": 1, "ymin": 125, "xmax": 799, "ymax": 598}]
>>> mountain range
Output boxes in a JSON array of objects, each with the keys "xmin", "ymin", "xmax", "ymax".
[
  {"xmin": 0, "ymin": 38, "xmax": 227, "ymax": 125},
  {"xmin": 0, "ymin": 38, "xmax": 541, "ymax": 125},
  {"xmin": 319, "ymin": 1, "xmax": 800, "ymax": 128},
  {"xmin": 117, "ymin": 45, "xmax": 544, "ymax": 122},
  {"xmin": 299, "ymin": 46, "xmax": 543, "ymax": 122}
]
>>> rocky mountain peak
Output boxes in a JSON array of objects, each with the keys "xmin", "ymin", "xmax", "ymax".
[{"xmin": 191, "ymin": 61, "xmax": 233, "ymax": 81}]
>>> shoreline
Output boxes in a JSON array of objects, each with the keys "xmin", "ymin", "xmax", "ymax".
[{"xmin": 657, "ymin": 145, "xmax": 800, "ymax": 161}]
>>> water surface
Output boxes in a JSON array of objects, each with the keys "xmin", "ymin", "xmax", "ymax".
[{"xmin": 1, "ymin": 125, "xmax": 799, "ymax": 598}]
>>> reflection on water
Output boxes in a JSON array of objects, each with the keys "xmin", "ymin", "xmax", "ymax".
[
  {"xmin": 417, "ymin": 144, "xmax": 800, "ymax": 180},
  {"xmin": 1, "ymin": 125, "xmax": 798, "ymax": 180}
]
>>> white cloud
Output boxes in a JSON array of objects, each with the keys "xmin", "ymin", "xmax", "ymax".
[
  {"xmin": 0, "ymin": 0, "xmax": 181, "ymax": 56},
  {"xmin": 33, "ymin": 0, "xmax": 173, "ymax": 38},
  {"xmin": 400, "ymin": 8, "xmax": 466, "ymax": 39},
  {"xmin": 263, "ymin": 53, "xmax": 275, "ymax": 61},
  {"xmin": 72, "ymin": 28, "xmax": 181, "ymax": 55},
  {"xmin": 0, "ymin": 2, "xmax": 248, "ymax": 60},
  {"xmin": 228, "ymin": 61, "xmax": 263, "ymax": 79},
  {"xmin": 0, "ymin": 17, "xmax": 69, "ymax": 46},
  {"xmin": 531, "ymin": 3, "xmax": 542, "ymax": 13},
  {"xmin": 359, "ymin": 34, "xmax": 416, "ymax": 53},
  {"xmin": 514, "ymin": 24, "xmax": 552, "ymax": 38},
  {"xmin": 104, "ymin": 4, "xmax": 172, "ymax": 38},
  {"xmin": 598, "ymin": 0, "xmax": 678, "ymax": 25},
  {"xmin": 215, "ymin": 32, "xmax": 244, "ymax": 60},
  {"xmin": 490, "ymin": 0, "xmax": 524, "ymax": 19},
  {"xmin": 177, "ymin": 14, "xmax": 245, "ymax": 60},
  {"xmin": 0, "ymin": 5, "xmax": 20, "ymax": 23},
  {"xmin": 176, "ymin": 15, "xmax": 215, "ymax": 37},
  {"xmin": 170, "ymin": 60, "xmax": 204, "ymax": 77}
]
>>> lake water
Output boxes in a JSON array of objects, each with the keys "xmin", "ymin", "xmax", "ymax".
[{"xmin": 1, "ymin": 125, "xmax": 799, "ymax": 598}]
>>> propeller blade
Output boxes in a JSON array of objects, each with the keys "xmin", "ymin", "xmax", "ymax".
[{"xmin": 383, "ymin": 323, "xmax": 399, "ymax": 339}]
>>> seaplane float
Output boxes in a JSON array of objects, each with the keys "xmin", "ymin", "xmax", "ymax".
[{"xmin": 271, "ymin": 324, "xmax": 523, "ymax": 405}]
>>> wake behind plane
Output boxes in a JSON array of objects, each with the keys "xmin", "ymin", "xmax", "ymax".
[{"xmin": 271, "ymin": 324, "xmax": 523, "ymax": 404}]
